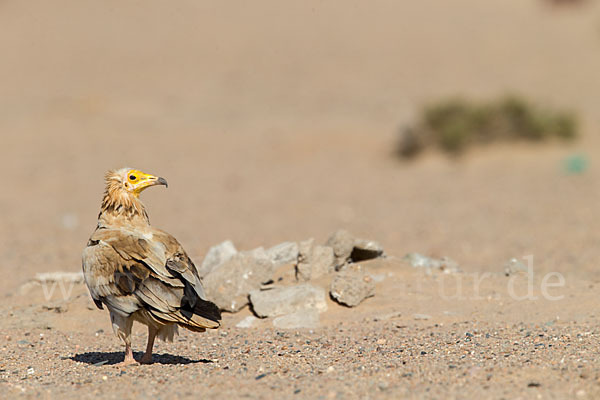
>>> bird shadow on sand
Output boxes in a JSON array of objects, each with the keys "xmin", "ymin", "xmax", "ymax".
[{"xmin": 70, "ymin": 351, "xmax": 213, "ymax": 366}]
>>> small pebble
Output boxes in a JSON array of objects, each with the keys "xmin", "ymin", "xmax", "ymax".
[{"xmin": 413, "ymin": 314, "xmax": 431, "ymax": 321}]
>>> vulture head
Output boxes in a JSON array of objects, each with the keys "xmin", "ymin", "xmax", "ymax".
[{"xmin": 100, "ymin": 168, "xmax": 168, "ymax": 219}]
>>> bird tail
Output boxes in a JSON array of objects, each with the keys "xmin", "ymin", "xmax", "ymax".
[
  {"xmin": 148, "ymin": 300, "xmax": 221, "ymax": 332},
  {"xmin": 141, "ymin": 280, "xmax": 222, "ymax": 332},
  {"xmin": 177, "ymin": 279, "xmax": 221, "ymax": 330}
]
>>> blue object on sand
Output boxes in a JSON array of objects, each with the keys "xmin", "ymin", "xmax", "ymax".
[{"xmin": 564, "ymin": 154, "xmax": 587, "ymax": 174}]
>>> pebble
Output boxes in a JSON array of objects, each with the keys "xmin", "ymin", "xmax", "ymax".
[
  {"xmin": 413, "ymin": 314, "xmax": 432, "ymax": 320},
  {"xmin": 373, "ymin": 311, "xmax": 402, "ymax": 321},
  {"xmin": 504, "ymin": 258, "xmax": 528, "ymax": 276},
  {"xmin": 403, "ymin": 253, "xmax": 460, "ymax": 273},
  {"xmin": 236, "ymin": 316, "xmax": 259, "ymax": 329}
]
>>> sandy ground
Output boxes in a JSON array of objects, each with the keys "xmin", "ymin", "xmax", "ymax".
[
  {"xmin": 1, "ymin": 0, "xmax": 600, "ymax": 399},
  {"xmin": 2, "ymin": 260, "xmax": 600, "ymax": 399}
]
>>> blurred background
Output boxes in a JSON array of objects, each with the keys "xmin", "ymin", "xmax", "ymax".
[{"xmin": 1, "ymin": 0, "xmax": 599, "ymax": 294}]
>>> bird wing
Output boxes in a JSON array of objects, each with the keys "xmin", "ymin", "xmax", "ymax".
[
  {"xmin": 82, "ymin": 227, "xmax": 220, "ymax": 329},
  {"xmin": 147, "ymin": 228, "xmax": 209, "ymax": 299},
  {"xmin": 81, "ymin": 238, "xmax": 146, "ymax": 316}
]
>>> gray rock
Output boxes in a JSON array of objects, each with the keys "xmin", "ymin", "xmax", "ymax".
[
  {"xmin": 249, "ymin": 284, "xmax": 328, "ymax": 318},
  {"xmin": 329, "ymin": 265, "xmax": 375, "ymax": 307},
  {"xmin": 203, "ymin": 251, "xmax": 275, "ymax": 312},
  {"xmin": 296, "ymin": 243, "xmax": 335, "ymax": 281},
  {"xmin": 235, "ymin": 316, "xmax": 259, "ymax": 328},
  {"xmin": 373, "ymin": 311, "xmax": 402, "ymax": 321},
  {"xmin": 326, "ymin": 230, "xmax": 355, "ymax": 268},
  {"xmin": 33, "ymin": 271, "xmax": 84, "ymax": 283},
  {"xmin": 272, "ymin": 310, "xmax": 320, "ymax": 329},
  {"xmin": 403, "ymin": 253, "xmax": 436, "ymax": 268},
  {"xmin": 297, "ymin": 238, "xmax": 315, "ymax": 263},
  {"xmin": 295, "ymin": 263, "xmax": 311, "ymax": 281},
  {"xmin": 248, "ymin": 246, "xmax": 269, "ymax": 260},
  {"xmin": 351, "ymin": 239, "xmax": 384, "ymax": 262},
  {"xmin": 403, "ymin": 253, "xmax": 460, "ymax": 274},
  {"xmin": 19, "ymin": 271, "xmax": 85, "ymax": 295},
  {"xmin": 198, "ymin": 240, "xmax": 237, "ymax": 278},
  {"xmin": 368, "ymin": 273, "xmax": 387, "ymax": 283},
  {"xmin": 413, "ymin": 313, "xmax": 432, "ymax": 320},
  {"xmin": 267, "ymin": 242, "xmax": 299, "ymax": 267},
  {"xmin": 295, "ymin": 239, "xmax": 314, "ymax": 281},
  {"xmin": 436, "ymin": 257, "xmax": 460, "ymax": 273},
  {"xmin": 504, "ymin": 258, "xmax": 528, "ymax": 276},
  {"xmin": 325, "ymin": 230, "xmax": 385, "ymax": 268}
]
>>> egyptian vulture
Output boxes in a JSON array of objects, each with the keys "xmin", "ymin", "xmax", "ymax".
[{"xmin": 82, "ymin": 168, "xmax": 221, "ymax": 365}]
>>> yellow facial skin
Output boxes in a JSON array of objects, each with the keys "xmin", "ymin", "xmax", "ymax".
[{"xmin": 124, "ymin": 169, "xmax": 168, "ymax": 196}]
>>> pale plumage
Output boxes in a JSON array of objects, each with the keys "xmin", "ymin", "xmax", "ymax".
[{"xmin": 82, "ymin": 168, "xmax": 220, "ymax": 365}]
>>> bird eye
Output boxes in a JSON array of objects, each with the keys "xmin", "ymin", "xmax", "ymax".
[{"xmin": 129, "ymin": 175, "xmax": 137, "ymax": 181}]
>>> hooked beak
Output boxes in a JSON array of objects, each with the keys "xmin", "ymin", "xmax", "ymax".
[
  {"xmin": 134, "ymin": 174, "xmax": 168, "ymax": 194},
  {"xmin": 156, "ymin": 177, "xmax": 168, "ymax": 188}
]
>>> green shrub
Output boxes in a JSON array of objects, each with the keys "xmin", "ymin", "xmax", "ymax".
[{"xmin": 397, "ymin": 96, "xmax": 577, "ymax": 158}]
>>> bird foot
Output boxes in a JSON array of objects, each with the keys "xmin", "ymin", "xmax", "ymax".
[
  {"xmin": 115, "ymin": 348, "xmax": 138, "ymax": 367},
  {"xmin": 140, "ymin": 354, "xmax": 153, "ymax": 364},
  {"xmin": 114, "ymin": 359, "xmax": 139, "ymax": 367}
]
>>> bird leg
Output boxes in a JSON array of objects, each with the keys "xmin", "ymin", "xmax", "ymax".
[
  {"xmin": 122, "ymin": 343, "xmax": 136, "ymax": 365},
  {"xmin": 140, "ymin": 325, "xmax": 158, "ymax": 364},
  {"xmin": 116, "ymin": 343, "xmax": 137, "ymax": 367},
  {"xmin": 111, "ymin": 312, "xmax": 137, "ymax": 366}
]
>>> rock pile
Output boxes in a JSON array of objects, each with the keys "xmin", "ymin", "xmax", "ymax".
[
  {"xmin": 202, "ymin": 248, "xmax": 275, "ymax": 312},
  {"xmin": 201, "ymin": 230, "xmax": 386, "ymax": 329}
]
